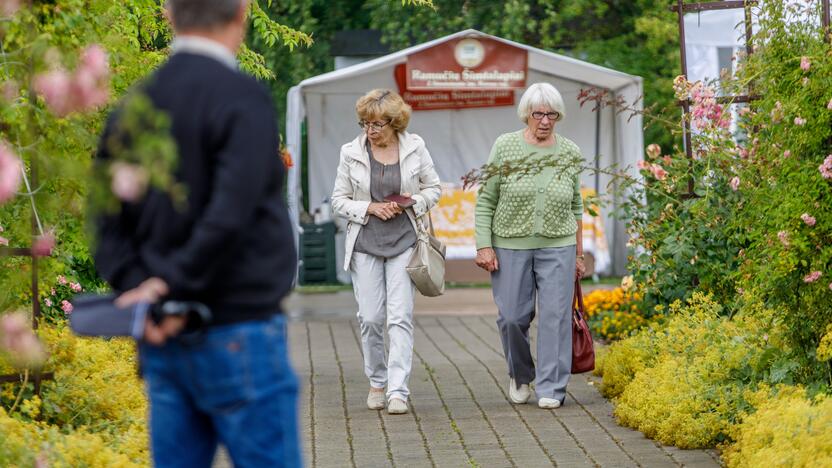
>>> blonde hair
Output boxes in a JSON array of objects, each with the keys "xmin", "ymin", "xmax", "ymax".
[
  {"xmin": 355, "ymin": 89, "xmax": 412, "ymax": 133},
  {"xmin": 517, "ymin": 83, "xmax": 566, "ymax": 124}
]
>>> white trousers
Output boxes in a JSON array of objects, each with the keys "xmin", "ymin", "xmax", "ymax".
[{"xmin": 350, "ymin": 247, "xmax": 415, "ymax": 402}]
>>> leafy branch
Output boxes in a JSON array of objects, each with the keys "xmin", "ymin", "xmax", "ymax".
[
  {"xmin": 249, "ymin": 1, "xmax": 314, "ymax": 51},
  {"xmin": 401, "ymin": 0, "xmax": 436, "ymax": 8}
]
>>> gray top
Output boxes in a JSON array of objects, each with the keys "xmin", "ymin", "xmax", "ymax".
[{"xmin": 354, "ymin": 143, "xmax": 417, "ymax": 258}]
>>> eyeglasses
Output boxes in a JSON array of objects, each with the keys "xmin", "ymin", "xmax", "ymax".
[
  {"xmin": 359, "ymin": 120, "xmax": 391, "ymax": 130},
  {"xmin": 531, "ymin": 111, "xmax": 559, "ymax": 121}
]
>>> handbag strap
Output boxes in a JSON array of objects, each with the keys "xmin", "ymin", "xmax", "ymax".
[
  {"xmin": 572, "ymin": 278, "xmax": 586, "ymax": 320},
  {"xmin": 410, "ymin": 208, "xmax": 435, "ymax": 237}
]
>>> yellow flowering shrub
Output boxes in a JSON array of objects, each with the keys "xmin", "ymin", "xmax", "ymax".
[
  {"xmin": 582, "ymin": 287, "xmax": 647, "ymax": 341},
  {"xmin": 0, "ymin": 408, "xmax": 142, "ymax": 467},
  {"xmin": 583, "ymin": 287, "xmax": 639, "ymax": 318},
  {"xmin": 615, "ymin": 356, "xmax": 741, "ymax": 448},
  {"xmin": 817, "ymin": 325, "xmax": 832, "ymax": 362},
  {"xmin": 723, "ymin": 386, "xmax": 832, "ymax": 467},
  {"xmin": 593, "ymin": 325, "xmax": 659, "ymax": 398},
  {"xmin": 0, "ymin": 325, "xmax": 148, "ymax": 465},
  {"xmin": 598, "ymin": 293, "xmax": 785, "ymax": 449}
]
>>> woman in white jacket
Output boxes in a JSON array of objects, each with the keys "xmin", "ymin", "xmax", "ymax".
[{"xmin": 332, "ymin": 89, "xmax": 441, "ymax": 415}]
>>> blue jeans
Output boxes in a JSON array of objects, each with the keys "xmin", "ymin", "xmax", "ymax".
[{"xmin": 139, "ymin": 315, "xmax": 301, "ymax": 468}]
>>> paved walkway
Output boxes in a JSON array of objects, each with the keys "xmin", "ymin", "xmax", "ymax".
[
  {"xmin": 289, "ymin": 316, "xmax": 720, "ymax": 467},
  {"xmin": 214, "ymin": 289, "xmax": 721, "ymax": 467}
]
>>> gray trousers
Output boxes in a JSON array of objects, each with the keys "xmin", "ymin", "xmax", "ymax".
[{"xmin": 492, "ymin": 246, "xmax": 576, "ymax": 402}]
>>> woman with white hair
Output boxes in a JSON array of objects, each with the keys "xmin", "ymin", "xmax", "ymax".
[{"xmin": 474, "ymin": 82, "xmax": 586, "ymax": 409}]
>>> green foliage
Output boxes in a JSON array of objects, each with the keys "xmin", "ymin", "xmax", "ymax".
[
  {"xmin": 727, "ymin": 0, "xmax": 832, "ymax": 384},
  {"xmin": 91, "ymin": 91, "xmax": 183, "ymax": 215},
  {"xmin": 0, "ymin": 0, "xmax": 169, "ymax": 313},
  {"xmin": 246, "ymin": 0, "xmax": 367, "ymax": 126},
  {"xmin": 250, "ymin": 1, "xmax": 313, "ymax": 51},
  {"xmin": 607, "ymin": 0, "xmax": 832, "ymax": 388}
]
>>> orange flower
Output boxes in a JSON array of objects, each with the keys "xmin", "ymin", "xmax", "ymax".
[{"xmin": 281, "ymin": 147, "xmax": 294, "ymax": 168}]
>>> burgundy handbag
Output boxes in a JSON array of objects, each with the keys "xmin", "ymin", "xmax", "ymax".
[{"xmin": 571, "ymin": 279, "xmax": 595, "ymax": 374}]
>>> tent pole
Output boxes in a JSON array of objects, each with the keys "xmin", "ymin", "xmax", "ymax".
[{"xmin": 594, "ymin": 100, "xmax": 601, "ymax": 193}]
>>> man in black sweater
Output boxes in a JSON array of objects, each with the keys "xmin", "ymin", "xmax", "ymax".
[{"xmin": 93, "ymin": 1, "xmax": 300, "ymax": 466}]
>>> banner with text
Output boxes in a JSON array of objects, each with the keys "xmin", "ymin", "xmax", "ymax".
[
  {"xmin": 406, "ymin": 36, "xmax": 528, "ymax": 91},
  {"xmin": 394, "ymin": 64, "xmax": 514, "ymax": 111}
]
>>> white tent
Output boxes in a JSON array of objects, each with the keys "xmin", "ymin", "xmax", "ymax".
[{"xmin": 286, "ymin": 29, "xmax": 643, "ymax": 278}]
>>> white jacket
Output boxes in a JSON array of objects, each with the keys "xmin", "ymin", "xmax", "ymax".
[{"xmin": 331, "ymin": 131, "xmax": 441, "ymax": 270}]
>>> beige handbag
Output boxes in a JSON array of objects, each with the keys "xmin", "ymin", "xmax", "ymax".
[{"xmin": 407, "ymin": 213, "xmax": 446, "ymax": 297}]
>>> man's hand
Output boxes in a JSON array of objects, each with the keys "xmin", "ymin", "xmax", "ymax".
[
  {"xmin": 475, "ymin": 247, "xmax": 499, "ymax": 272},
  {"xmin": 116, "ymin": 277, "xmax": 170, "ymax": 308},
  {"xmin": 143, "ymin": 315, "xmax": 186, "ymax": 346},
  {"xmin": 115, "ymin": 277, "xmax": 184, "ymax": 346}
]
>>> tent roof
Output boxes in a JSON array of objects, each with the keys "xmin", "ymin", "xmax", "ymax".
[{"xmin": 296, "ymin": 29, "xmax": 642, "ymax": 93}]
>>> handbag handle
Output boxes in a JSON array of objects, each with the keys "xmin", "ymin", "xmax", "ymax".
[
  {"xmin": 572, "ymin": 278, "xmax": 586, "ymax": 321},
  {"xmin": 410, "ymin": 207, "xmax": 435, "ymax": 237}
]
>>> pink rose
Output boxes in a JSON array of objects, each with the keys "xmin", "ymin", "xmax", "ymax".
[
  {"xmin": 33, "ymin": 70, "xmax": 73, "ymax": 117},
  {"xmin": 57, "ymin": 275, "xmax": 67, "ymax": 285},
  {"xmin": 778, "ymin": 230, "xmax": 790, "ymax": 247},
  {"xmin": 72, "ymin": 45, "xmax": 110, "ymax": 111},
  {"xmin": 72, "ymin": 67, "xmax": 109, "ymax": 110},
  {"xmin": 794, "ymin": 117, "xmax": 806, "ymax": 126},
  {"xmin": 33, "ymin": 44, "xmax": 110, "ymax": 117},
  {"xmin": 730, "ymin": 176, "xmax": 740, "ymax": 191},
  {"xmin": 31, "ymin": 233, "xmax": 55, "ymax": 257},
  {"xmin": 828, "ymin": 98, "xmax": 832, "ymax": 110},
  {"xmin": 800, "ymin": 56, "xmax": 811, "ymax": 71},
  {"xmin": 0, "ymin": 236, "xmax": 7, "ymax": 246},
  {"xmin": 50, "ymin": 288, "xmax": 55, "ymax": 295},
  {"xmin": 80, "ymin": 45, "xmax": 109, "ymax": 81},
  {"xmin": 820, "ymin": 155, "xmax": 832, "ymax": 180},
  {"xmin": 804, "ymin": 271, "xmax": 822, "ymax": 283},
  {"xmin": 70, "ymin": 282, "xmax": 82, "ymax": 293},
  {"xmin": 663, "ymin": 155, "xmax": 672, "ymax": 166},
  {"xmin": 801, "ymin": 213, "xmax": 816, "ymax": 226},
  {"xmin": 784, "ymin": 150, "xmax": 791, "ymax": 158},
  {"xmin": 646, "ymin": 144, "xmax": 661, "ymax": 159},
  {"xmin": 61, "ymin": 300, "xmax": 73, "ymax": 314},
  {"xmin": 44, "ymin": 298, "xmax": 52, "ymax": 307},
  {"xmin": 650, "ymin": 164, "xmax": 668, "ymax": 181},
  {"xmin": 0, "ymin": 143, "xmax": 21, "ymax": 204},
  {"xmin": 110, "ymin": 162, "xmax": 149, "ymax": 202},
  {"xmin": 829, "ymin": 282, "xmax": 832, "ymax": 291}
]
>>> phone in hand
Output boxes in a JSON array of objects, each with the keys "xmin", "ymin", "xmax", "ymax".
[{"xmin": 384, "ymin": 194, "xmax": 415, "ymax": 208}]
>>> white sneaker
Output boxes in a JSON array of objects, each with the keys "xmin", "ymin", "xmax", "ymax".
[
  {"xmin": 508, "ymin": 378, "xmax": 531, "ymax": 404},
  {"xmin": 538, "ymin": 397, "xmax": 562, "ymax": 409},
  {"xmin": 367, "ymin": 390, "xmax": 385, "ymax": 410},
  {"xmin": 387, "ymin": 398, "xmax": 408, "ymax": 414}
]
